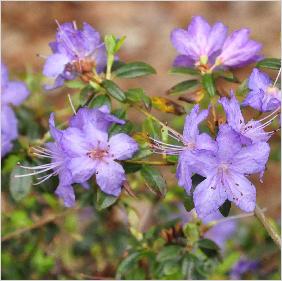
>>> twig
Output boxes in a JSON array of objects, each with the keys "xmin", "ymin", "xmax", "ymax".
[
  {"xmin": 124, "ymin": 159, "xmax": 174, "ymax": 166},
  {"xmin": 254, "ymin": 204, "xmax": 281, "ymax": 249},
  {"xmin": 134, "ymin": 106, "xmax": 184, "ymax": 141},
  {"xmin": 2, "ymin": 208, "xmax": 78, "ymax": 242},
  {"xmin": 210, "ymin": 208, "xmax": 267, "ymax": 226}
]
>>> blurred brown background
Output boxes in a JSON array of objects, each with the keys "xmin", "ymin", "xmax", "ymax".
[{"xmin": 1, "ymin": 1, "xmax": 281, "ymax": 218}]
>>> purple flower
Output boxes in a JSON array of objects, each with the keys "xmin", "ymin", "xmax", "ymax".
[
  {"xmin": 190, "ymin": 124, "xmax": 269, "ymax": 218},
  {"xmin": 203, "ymin": 211, "xmax": 237, "ymax": 249},
  {"xmin": 43, "ymin": 21, "xmax": 107, "ymax": 90},
  {"xmin": 230, "ymin": 258, "xmax": 259, "ymax": 279},
  {"xmin": 215, "ymin": 29, "xmax": 262, "ymax": 68},
  {"xmin": 17, "ymin": 113, "xmax": 75, "ymax": 207},
  {"xmin": 61, "ymin": 113, "xmax": 138, "ymax": 196},
  {"xmin": 18, "ymin": 106, "xmax": 131, "ymax": 206},
  {"xmin": 171, "ymin": 16, "xmax": 227, "ymax": 67},
  {"xmin": 149, "ymin": 104, "xmax": 216, "ymax": 194},
  {"xmin": 242, "ymin": 68, "xmax": 281, "ymax": 112},
  {"xmin": 219, "ymin": 91, "xmax": 277, "ymax": 145},
  {"xmin": 176, "ymin": 105, "xmax": 216, "ymax": 194},
  {"xmin": 1, "ymin": 63, "xmax": 29, "ymax": 157}
]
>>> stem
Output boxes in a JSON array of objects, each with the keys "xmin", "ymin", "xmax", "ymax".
[
  {"xmin": 254, "ymin": 204, "xmax": 281, "ymax": 249},
  {"xmin": 135, "ymin": 106, "xmax": 184, "ymax": 141},
  {"xmin": 2, "ymin": 208, "xmax": 78, "ymax": 242},
  {"xmin": 124, "ymin": 159, "xmax": 174, "ymax": 166}
]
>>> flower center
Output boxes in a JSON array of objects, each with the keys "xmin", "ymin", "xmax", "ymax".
[
  {"xmin": 218, "ymin": 163, "xmax": 229, "ymax": 173},
  {"xmin": 87, "ymin": 148, "xmax": 109, "ymax": 160},
  {"xmin": 185, "ymin": 142, "xmax": 196, "ymax": 150},
  {"xmin": 266, "ymin": 86, "xmax": 280, "ymax": 96}
]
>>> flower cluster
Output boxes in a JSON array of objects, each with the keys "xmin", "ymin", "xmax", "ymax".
[
  {"xmin": 1, "ymin": 63, "xmax": 29, "ymax": 157},
  {"xmin": 149, "ymin": 91, "xmax": 278, "ymax": 218},
  {"xmin": 18, "ymin": 106, "xmax": 138, "ymax": 207},
  {"xmin": 43, "ymin": 21, "xmax": 107, "ymax": 90},
  {"xmin": 171, "ymin": 16, "xmax": 262, "ymax": 71}
]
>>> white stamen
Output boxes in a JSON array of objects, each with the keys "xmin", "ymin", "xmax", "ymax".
[
  {"xmin": 273, "ymin": 68, "xmax": 281, "ymax": 87},
  {"xmin": 15, "ymin": 166, "xmax": 55, "ymax": 177},
  {"xmin": 257, "ymin": 107, "xmax": 280, "ymax": 123},
  {"xmin": 68, "ymin": 94, "xmax": 77, "ymax": 115},
  {"xmin": 55, "ymin": 19, "xmax": 80, "ymax": 57},
  {"xmin": 33, "ymin": 171, "xmax": 57, "ymax": 185}
]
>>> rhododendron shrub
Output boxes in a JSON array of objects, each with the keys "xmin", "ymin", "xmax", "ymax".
[{"xmin": 1, "ymin": 17, "xmax": 280, "ymax": 280}]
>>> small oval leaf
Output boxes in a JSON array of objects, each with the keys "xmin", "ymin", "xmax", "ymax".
[
  {"xmin": 202, "ymin": 74, "xmax": 216, "ymax": 97},
  {"xmin": 115, "ymin": 62, "xmax": 156, "ymax": 78},
  {"xmin": 256, "ymin": 58, "xmax": 281, "ymax": 70},
  {"xmin": 96, "ymin": 189, "xmax": 118, "ymax": 210},
  {"xmin": 10, "ymin": 165, "xmax": 32, "ymax": 201},
  {"xmin": 88, "ymin": 94, "xmax": 112, "ymax": 109},
  {"xmin": 170, "ymin": 67, "xmax": 200, "ymax": 76},
  {"xmin": 101, "ymin": 80, "xmax": 126, "ymax": 102},
  {"xmin": 168, "ymin": 80, "xmax": 199, "ymax": 95},
  {"xmin": 141, "ymin": 165, "xmax": 167, "ymax": 197}
]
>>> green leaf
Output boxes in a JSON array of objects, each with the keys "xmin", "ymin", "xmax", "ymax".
[
  {"xmin": 101, "ymin": 80, "xmax": 126, "ymax": 102},
  {"xmin": 9, "ymin": 165, "xmax": 32, "ymax": 201},
  {"xmin": 142, "ymin": 117, "xmax": 160, "ymax": 139},
  {"xmin": 214, "ymin": 70, "xmax": 240, "ymax": 83},
  {"xmin": 65, "ymin": 80, "xmax": 85, "ymax": 89},
  {"xmin": 116, "ymin": 251, "xmax": 145, "ymax": 279},
  {"xmin": 114, "ymin": 35, "xmax": 126, "ymax": 53},
  {"xmin": 183, "ymin": 223, "xmax": 199, "ymax": 244},
  {"xmin": 123, "ymin": 162, "xmax": 142, "ymax": 174},
  {"xmin": 131, "ymin": 148, "xmax": 152, "ymax": 160},
  {"xmin": 156, "ymin": 245, "xmax": 183, "ymax": 262},
  {"xmin": 88, "ymin": 94, "xmax": 111, "ymax": 109},
  {"xmin": 256, "ymin": 58, "xmax": 281, "ymax": 70},
  {"xmin": 104, "ymin": 34, "xmax": 116, "ymax": 54},
  {"xmin": 182, "ymin": 254, "xmax": 195, "ymax": 279},
  {"xmin": 168, "ymin": 80, "xmax": 199, "ymax": 95},
  {"xmin": 126, "ymin": 88, "xmax": 152, "ymax": 109},
  {"xmin": 236, "ymin": 79, "xmax": 249, "ymax": 96},
  {"xmin": 79, "ymin": 85, "xmax": 96, "ymax": 106},
  {"xmin": 96, "ymin": 189, "xmax": 118, "ymax": 211},
  {"xmin": 183, "ymin": 194, "xmax": 195, "ymax": 212},
  {"xmin": 198, "ymin": 239, "xmax": 220, "ymax": 257},
  {"xmin": 115, "ymin": 62, "xmax": 156, "ymax": 78},
  {"xmin": 202, "ymin": 74, "xmax": 216, "ymax": 97},
  {"xmin": 141, "ymin": 165, "xmax": 167, "ymax": 197},
  {"xmin": 110, "ymin": 121, "xmax": 133, "ymax": 136},
  {"xmin": 170, "ymin": 67, "xmax": 200, "ymax": 76},
  {"xmin": 2, "ymin": 154, "xmax": 23, "ymax": 174},
  {"xmin": 163, "ymin": 260, "xmax": 180, "ymax": 275},
  {"xmin": 219, "ymin": 200, "xmax": 231, "ymax": 217}
]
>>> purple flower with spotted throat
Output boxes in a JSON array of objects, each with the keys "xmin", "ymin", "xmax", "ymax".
[
  {"xmin": 43, "ymin": 21, "xmax": 107, "ymax": 90},
  {"xmin": 149, "ymin": 104, "xmax": 216, "ymax": 194},
  {"xmin": 190, "ymin": 124, "xmax": 269, "ymax": 218},
  {"xmin": 242, "ymin": 68, "xmax": 281, "ymax": 112},
  {"xmin": 61, "ymin": 110, "xmax": 138, "ymax": 196},
  {"xmin": 219, "ymin": 91, "xmax": 279, "ymax": 145},
  {"xmin": 16, "ymin": 106, "xmax": 133, "ymax": 206},
  {"xmin": 1, "ymin": 63, "xmax": 29, "ymax": 157}
]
